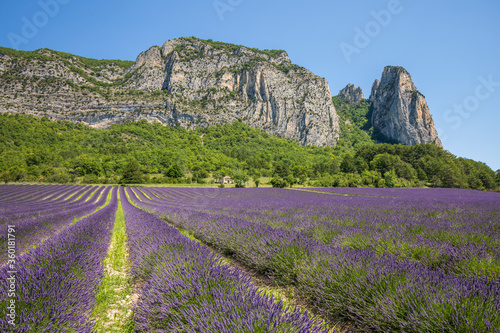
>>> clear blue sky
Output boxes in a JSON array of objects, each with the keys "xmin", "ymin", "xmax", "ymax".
[{"xmin": 1, "ymin": 0, "xmax": 499, "ymax": 170}]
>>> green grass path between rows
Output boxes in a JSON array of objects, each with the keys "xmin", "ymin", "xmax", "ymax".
[{"xmin": 92, "ymin": 191, "xmax": 134, "ymax": 332}]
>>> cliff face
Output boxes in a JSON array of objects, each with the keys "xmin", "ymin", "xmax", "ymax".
[
  {"xmin": 123, "ymin": 38, "xmax": 340, "ymax": 146},
  {"xmin": 369, "ymin": 66, "xmax": 442, "ymax": 147},
  {"xmin": 0, "ymin": 37, "xmax": 340, "ymax": 146},
  {"xmin": 338, "ymin": 84, "xmax": 365, "ymax": 104}
]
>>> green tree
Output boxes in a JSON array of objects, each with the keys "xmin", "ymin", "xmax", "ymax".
[
  {"xmin": 270, "ymin": 177, "xmax": 288, "ymax": 188},
  {"xmin": 476, "ymin": 166, "xmax": 496, "ymax": 189},
  {"xmin": 195, "ymin": 169, "xmax": 209, "ymax": 179},
  {"xmin": 74, "ymin": 155, "xmax": 103, "ymax": 176},
  {"xmin": 232, "ymin": 169, "xmax": 249, "ymax": 188},
  {"xmin": 440, "ymin": 163, "xmax": 461, "ymax": 188},
  {"xmin": 120, "ymin": 161, "xmax": 143, "ymax": 184},
  {"xmin": 166, "ymin": 165, "xmax": 183, "ymax": 178},
  {"xmin": 394, "ymin": 161, "xmax": 416, "ymax": 180},
  {"xmin": 340, "ymin": 154, "xmax": 356, "ymax": 173},
  {"xmin": 0, "ymin": 113, "xmax": 496, "ymax": 190},
  {"xmin": 273, "ymin": 161, "xmax": 291, "ymax": 178},
  {"xmin": 252, "ymin": 175, "xmax": 261, "ymax": 187},
  {"xmin": 418, "ymin": 156, "xmax": 442, "ymax": 181},
  {"xmin": 298, "ymin": 174, "xmax": 307, "ymax": 185},
  {"xmin": 213, "ymin": 171, "xmax": 223, "ymax": 182},
  {"xmin": 285, "ymin": 174, "xmax": 296, "ymax": 187},
  {"xmin": 1, "ymin": 166, "xmax": 27, "ymax": 183},
  {"xmin": 354, "ymin": 156, "xmax": 368, "ymax": 173},
  {"xmin": 311, "ymin": 158, "xmax": 339, "ymax": 177},
  {"xmin": 384, "ymin": 170, "xmax": 396, "ymax": 188},
  {"xmin": 370, "ymin": 153, "xmax": 398, "ymax": 175}
]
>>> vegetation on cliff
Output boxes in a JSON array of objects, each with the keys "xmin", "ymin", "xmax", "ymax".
[{"xmin": 0, "ymin": 113, "xmax": 497, "ymax": 190}]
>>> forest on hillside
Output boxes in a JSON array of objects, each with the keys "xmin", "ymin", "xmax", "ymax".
[{"xmin": 0, "ymin": 113, "xmax": 498, "ymax": 189}]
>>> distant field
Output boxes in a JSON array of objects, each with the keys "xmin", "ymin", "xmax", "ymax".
[{"xmin": 1, "ymin": 185, "xmax": 499, "ymax": 332}]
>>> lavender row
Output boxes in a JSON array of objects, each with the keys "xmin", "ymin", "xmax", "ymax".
[
  {"xmin": 147, "ymin": 187, "xmax": 499, "ymax": 242},
  {"xmin": 305, "ymin": 186, "xmax": 500, "ymax": 199},
  {"xmin": 131, "ymin": 187, "xmax": 500, "ymax": 332},
  {"xmin": 0, "ymin": 186, "xmax": 110, "ymax": 264},
  {"xmin": 0, "ymin": 184, "xmax": 87, "ymax": 203},
  {"xmin": 144, "ymin": 187, "xmax": 500, "ymax": 280},
  {"xmin": 143, "ymin": 187, "xmax": 500, "ymax": 280},
  {"xmin": 0, "ymin": 187, "xmax": 92, "ymax": 224},
  {"xmin": 0, "ymin": 184, "xmax": 64, "ymax": 202},
  {"xmin": 121, "ymin": 187, "xmax": 331, "ymax": 332},
  {"xmin": 0, "ymin": 185, "xmax": 94, "ymax": 223},
  {"xmin": 0, "ymin": 184, "xmax": 76, "ymax": 206},
  {"xmin": 0, "ymin": 187, "xmax": 118, "ymax": 332}
]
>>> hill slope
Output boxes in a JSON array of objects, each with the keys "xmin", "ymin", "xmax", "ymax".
[
  {"xmin": 0, "ymin": 113, "xmax": 496, "ymax": 189},
  {"xmin": 0, "ymin": 37, "xmax": 340, "ymax": 146}
]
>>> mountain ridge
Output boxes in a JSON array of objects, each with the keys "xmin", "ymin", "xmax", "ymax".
[
  {"xmin": 0, "ymin": 37, "xmax": 340, "ymax": 146},
  {"xmin": 0, "ymin": 37, "xmax": 441, "ymax": 149}
]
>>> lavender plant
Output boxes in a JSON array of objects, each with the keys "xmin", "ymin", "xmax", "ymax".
[
  {"xmin": 0, "ymin": 187, "xmax": 118, "ymax": 332},
  {"xmin": 0, "ymin": 186, "xmax": 111, "ymax": 264},
  {"xmin": 130, "ymin": 186, "xmax": 500, "ymax": 332},
  {"xmin": 120, "ymin": 187, "xmax": 331, "ymax": 332}
]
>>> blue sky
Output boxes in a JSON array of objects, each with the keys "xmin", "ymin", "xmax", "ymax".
[{"xmin": 1, "ymin": 0, "xmax": 499, "ymax": 170}]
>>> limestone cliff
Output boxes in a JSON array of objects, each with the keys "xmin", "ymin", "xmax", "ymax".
[
  {"xmin": 338, "ymin": 84, "xmax": 365, "ymax": 104},
  {"xmin": 0, "ymin": 37, "xmax": 340, "ymax": 146},
  {"xmin": 369, "ymin": 66, "xmax": 442, "ymax": 147}
]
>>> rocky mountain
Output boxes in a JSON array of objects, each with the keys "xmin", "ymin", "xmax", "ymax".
[
  {"xmin": 0, "ymin": 37, "xmax": 340, "ymax": 146},
  {"xmin": 338, "ymin": 84, "xmax": 365, "ymax": 104},
  {"xmin": 0, "ymin": 39, "xmax": 444, "ymax": 149},
  {"xmin": 369, "ymin": 66, "xmax": 442, "ymax": 147}
]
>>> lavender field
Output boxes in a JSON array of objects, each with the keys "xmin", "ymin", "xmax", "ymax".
[
  {"xmin": 129, "ymin": 186, "xmax": 500, "ymax": 332},
  {"xmin": 0, "ymin": 184, "xmax": 499, "ymax": 332}
]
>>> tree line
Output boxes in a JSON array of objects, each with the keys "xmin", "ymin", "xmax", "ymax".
[{"xmin": 0, "ymin": 113, "xmax": 498, "ymax": 190}]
